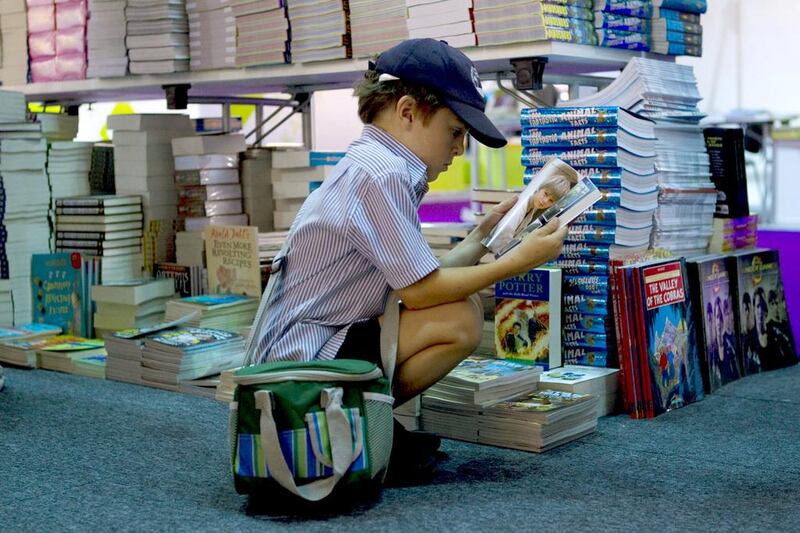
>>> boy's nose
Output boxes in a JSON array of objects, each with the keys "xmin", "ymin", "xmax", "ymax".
[{"xmin": 453, "ymin": 138, "xmax": 465, "ymax": 156}]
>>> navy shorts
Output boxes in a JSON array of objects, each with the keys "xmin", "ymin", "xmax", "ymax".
[{"xmin": 335, "ymin": 317, "xmax": 383, "ymax": 371}]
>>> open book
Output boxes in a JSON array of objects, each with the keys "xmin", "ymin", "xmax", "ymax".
[{"xmin": 482, "ymin": 158, "xmax": 602, "ymax": 256}]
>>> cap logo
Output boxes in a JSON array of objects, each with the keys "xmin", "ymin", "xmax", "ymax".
[{"xmin": 470, "ymin": 66, "xmax": 484, "ymax": 97}]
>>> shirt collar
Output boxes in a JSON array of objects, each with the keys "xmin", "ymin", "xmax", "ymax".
[{"xmin": 361, "ymin": 124, "xmax": 429, "ymax": 197}]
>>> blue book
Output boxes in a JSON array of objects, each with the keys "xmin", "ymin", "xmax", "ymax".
[
  {"xmin": 563, "ymin": 294, "xmax": 609, "ymax": 315},
  {"xmin": 564, "ymin": 330, "xmax": 609, "ymax": 349},
  {"xmin": 522, "ymin": 147, "xmax": 651, "ymax": 170},
  {"xmin": 567, "ymin": 225, "xmax": 620, "ymax": 244},
  {"xmin": 573, "ymin": 208, "xmax": 619, "ymax": 226},
  {"xmin": 31, "ymin": 253, "xmax": 86, "ymax": 337},
  {"xmin": 655, "ymin": 18, "xmax": 702, "ymax": 34},
  {"xmin": 596, "ymin": 29, "xmax": 651, "ymax": 51},
  {"xmin": 525, "ymin": 167, "xmax": 623, "ymax": 186},
  {"xmin": 594, "ymin": 189, "xmax": 622, "ymax": 208},
  {"xmin": 653, "ymin": 42, "xmax": 702, "ymax": 56},
  {"xmin": 551, "ymin": 260, "xmax": 610, "ymax": 276},
  {"xmin": 656, "ymin": 7, "xmax": 701, "ymax": 23},
  {"xmin": 521, "ymin": 127, "xmax": 621, "ymax": 149},
  {"xmin": 561, "ymin": 243, "xmax": 611, "ymax": 260},
  {"xmin": 564, "ymin": 274, "xmax": 610, "ymax": 296},
  {"xmin": 661, "ymin": 30, "xmax": 702, "ymax": 45},
  {"xmin": 563, "ymin": 347, "xmax": 609, "ymax": 367},
  {"xmin": 520, "ymin": 106, "xmax": 625, "ymax": 129},
  {"xmin": 594, "ymin": 0, "xmax": 653, "ymax": 18},
  {"xmin": 146, "ymin": 327, "xmax": 242, "ymax": 352},
  {"xmin": 594, "ymin": 12, "xmax": 651, "ymax": 33},
  {"xmin": 655, "ymin": 0, "xmax": 707, "ymax": 14},
  {"xmin": 564, "ymin": 313, "xmax": 608, "ymax": 334}
]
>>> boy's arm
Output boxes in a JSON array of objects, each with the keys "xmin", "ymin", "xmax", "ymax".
[{"xmin": 400, "ymin": 217, "xmax": 566, "ymax": 310}]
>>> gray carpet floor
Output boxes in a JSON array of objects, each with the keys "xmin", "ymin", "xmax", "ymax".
[{"xmin": 1, "ymin": 364, "xmax": 799, "ymax": 532}]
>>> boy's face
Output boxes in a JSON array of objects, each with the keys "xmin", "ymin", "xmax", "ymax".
[{"xmin": 411, "ymin": 107, "xmax": 468, "ymax": 181}]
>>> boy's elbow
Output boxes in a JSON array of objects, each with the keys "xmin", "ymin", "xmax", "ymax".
[{"xmin": 398, "ymin": 271, "xmax": 438, "ymax": 310}]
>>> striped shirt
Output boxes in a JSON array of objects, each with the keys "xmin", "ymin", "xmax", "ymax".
[{"xmin": 254, "ymin": 125, "xmax": 440, "ymax": 363}]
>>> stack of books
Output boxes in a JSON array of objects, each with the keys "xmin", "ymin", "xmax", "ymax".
[
  {"xmin": 87, "ymin": 0, "xmax": 128, "ymax": 77},
  {"xmin": 257, "ymin": 231, "xmax": 288, "ymax": 286},
  {"xmin": 0, "ymin": 323, "xmax": 61, "ymax": 367},
  {"xmin": 270, "ymin": 150, "xmax": 345, "ymax": 230},
  {"xmin": 164, "ymin": 294, "xmax": 258, "ymax": 331},
  {"xmin": 408, "ymin": 0, "xmax": 475, "ymax": 49},
  {"xmin": 350, "ymin": 0, "xmax": 407, "ymax": 58},
  {"xmin": 708, "ymin": 215, "xmax": 758, "ymax": 253},
  {"xmin": 420, "ymin": 355, "xmax": 542, "ymax": 442},
  {"xmin": 109, "ymin": 113, "xmax": 195, "ymax": 275},
  {"xmin": 126, "ymin": 0, "xmax": 190, "ymax": 74},
  {"xmin": 232, "ymin": 0, "xmax": 289, "ymax": 67},
  {"xmin": 479, "ymin": 389, "xmax": 598, "ymax": 452},
  {"xmin": 140, "ymin": 326, "xmax": 245, "ymax": 391},
  {"xmin": 594, "ymin": 0, "xmax": 652, "ymax": 51},
  {"xmin": 37, "ymin": 337, "xmax": 107, "ymax": 379},
  {"xmin": 31, "ymin": 252, "xmax": 99, "ymax": 337},
  {"xmin": 0, "ymin": 282, "xmax": 13, "ymax": 325},
  {"xmin": 650, "ymin": 0, "xmax": 705, "ymax": 57},
  {"xmin": 89, "ymin": 144, "xmax": 116, "ymax": 194},
  {"xmin": 0, "ymin": 0, "xmax": 29, "ymax": 85},
  {"xmin": 520, "ymin": 106, "xmax": 658, "ymax": 368},
  {"xmin": 91, "ymin": 278, "xmax": 176, "ymax": 337},
  {"xmin": 47, "ymin": 141, "xmax": 93, "ymax": 212},
  {"xmin": 187, "ymin": 0, "xmax": 236, "ymax": 70},
  {"xmin": 54, "ymin": 195, "xmax": 144, "ymax": 284},
  {"xmin": 473, "ymin": 0, "xmax": 596, "ymax": 48},
  {"xmin": 286, "ymin": 0, "xmax": 350, "ymax": 63},
  {"xmin": 171, "ymin": 134, "xmax": 247, "ymax": 231},
  {"xmin": 538, "ymin": 364, "xmax": 620, "ymax": 416},
  {"xmin": 28, "ymin": 0, "xmax": 88, "ymax": 82},
  {"xmin": 240, "ymin": 147, "xmax": 273, "ymax": 231},
  {"xmin": 104, "ymin": 320, "xmax": 184, "ymax": 384}
]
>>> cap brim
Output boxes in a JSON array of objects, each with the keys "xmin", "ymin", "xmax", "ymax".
[{"xmin": 446, "ymin": 98, "xmax": 507, "ymax": 148}]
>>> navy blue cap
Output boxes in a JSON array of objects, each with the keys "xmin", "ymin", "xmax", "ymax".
[{"xmin": 373, "ymin": 39, "xmax": 507, "ymax": 148}]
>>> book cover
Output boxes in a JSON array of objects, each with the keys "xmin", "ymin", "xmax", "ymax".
[
  {"xmin": 729, "ymin": 250, "xmax": 796, "ymax": 374},
  {"xmin": 703, "ymin": 127, "xmax": 750, "ymax": 218},
  {"xmin": 31, "ymin": 253, "xmax": 85, "ymax": 337},
  {"xmin": 147, "ymin": 327, "xmax": 241, "ymax": 350},
  {"xmin": 445, "ymin": 355, "xmax": 541, "ymax": 387},
  {"xmin": 154, "ymin": 263, "xmax": 202, "ymax": 297},
  {"xmin": 203, "ymin": 225, "xmax": 261, "ymax": 297},
  {"xmin": 686, "ymin": 256, "xmax": 742, "ymax": 392},
  {"xmin": 636, "ymin": 259, "xmax": 705, "ymax": 416},
  {"xmin": 494, "ymin": 268, "xmax": 562, "ymax": 370},
  {"xmin": 177, "ymin": 294, "xmax": 253, "ymax": 309}
]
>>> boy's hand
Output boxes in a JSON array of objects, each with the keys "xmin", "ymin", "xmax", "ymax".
[
  {"xmin": 503, "ymin": 217, "xmax": 567, "ymax": 274},
  {"xmin": 473, "ymin": 195, "xmax": 518, "ymax": 240}
]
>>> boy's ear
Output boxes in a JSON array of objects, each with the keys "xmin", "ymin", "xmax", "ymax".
[{"xmin": 395, "ymin": 95, "xmax": 418, "ymax": 129}]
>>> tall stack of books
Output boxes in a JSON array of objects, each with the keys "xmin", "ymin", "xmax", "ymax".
[
  {"xmin": 594, "ymin": 0, "xmax": 652, "ymax": 51},
  {"xmin": 408, "ymin": 0, "xmax": 475, "ymax": 49},
  {"xmin": 0, "ymin": 0, "xmax": 29, "ymax": 85},
  {"xmin": 270, "ymin": 150, "xmax": 345, "ymax": 230},
  {"xmin": 109, "ymin": 113, "xmax": 194, "ymax": 275},
  {"xmin": 171, "ymin": 134, "xmax": 247, "ymax": 232},
  {"xmin": 650, "ymin": 0, "xmax": 705, "ymax": 57},
  {"xmin": 187, "ymin": 0, "xmax": 236, "ymax": 70},
  {"xmin": 232, "ymin": 0, "xmax": 289, "ymax": 67},
  {"xmin": 47, "ymin": 141, "xmax": 93, "ymax": 213},
  {"xmin": 473, "ymin": 0, "xmax": 596, "ymax": 48},
  {"xmin": 87, "ymin": 0, "xmax": 128, "ymax": 77},
  {"xmin": 349, "ymin": 0, "xmax": 407, "ymax": 58},
  {"xmin": 140, "ymin": 326, "xmax": 245, "ymax": 391},
  {"xmin": 54, "ymin": 195, "xmax": 144, "ymax": 284},
  {"xmin": 28, "ymin": 0, "xmax": 88, "ymax": 82},
  {"xmin": 286, "ymin": 0, "xmax": 350, "ymax": 63},
  {"xmin": 91, "ymin": 278, "xmax": 176, "ymax": 338},
  {"xmin": 240, "ymin": 147, "xmax": 273, "ymax": 231},
  {"xmin": 520, "ymin": 106, "xmax": 658, "ymax": 368},
  {"xmin": 0, "ymin": 91, "xmax": 52, "ymax": 325},
  {"xmin": 126, "ymin": 0, "xmax": 190, "ymax": 74}
]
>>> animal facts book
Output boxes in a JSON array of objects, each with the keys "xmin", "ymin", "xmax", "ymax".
[
  {"xmin": 703, "ymin": 127, "xmax": 750, "ymax": 218},
  {"xmin": 202, "ymin": 225, "xmax": 261, "ymax": 297},
  {"xmin": 686, "ymin": 255, "xmax": 743, "ymax": 392},
  {"xmin": 728, "ymin": 249, "xmax": 796, "ymax": 374},
  {"xmin": 494, "ymin": 268, "xmax": 561, "ymax": 370},
  {"xmin": 31, "ymin": 253, "xmax": 85, "ymax": 337},
  {"xmin": 595, "ymin": 0, "xmax": 653, "ymax": 18}
]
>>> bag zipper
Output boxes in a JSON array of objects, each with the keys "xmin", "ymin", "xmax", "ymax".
[{"xmin": 233, "ymin": 367, "xmax": 383, "ymax": 386}]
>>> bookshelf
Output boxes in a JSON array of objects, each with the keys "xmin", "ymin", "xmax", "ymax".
[{"xmin": 3, "ymin": 42, "xmax": 672, "ymax": 104}]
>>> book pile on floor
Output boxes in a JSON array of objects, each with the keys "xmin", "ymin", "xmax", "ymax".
[
  {"xmin": 0, "ymin": 324, "xmax": 61, "ymax": 367},
  {"xmin": 92, "ymin": 278, "xmax": 175, "ymax": 338},
  {"xmin": 594, "ymin": 0, "xmax": 652, "ymax": 51},
  {"xmin": 164, "ymin": 294, "xmax": 258, "ymax": 331},
  {"xmin": 0, "ymin": 0, "xmax": 29, "ymax": 85},
  {"xmin": 126, "ymin": 0, "xmax": 189, "ymax": 74},
  {"xmin": 232, "ymin": 0, "xmax": 289, "ymax": 67},
  {"xmin": 474, "ymin": 0, "xmax": 595, "ymax": 47},
  {"xmin": 650, "ymin": 0, "xmax": 705, "ymax": 57},
  {"xmin": 27, "ymin": 0, "xmax": 88, "ymax": 81},
  {"xmin": 54, "ymin": 195, "xmax": 144, "ymax": 284},
  {"xmin": 539, "ymin": 364, "xmax": 619, "ymax": 416},
  {"xmin": 37, "ymin": 337, "xmax": 107, "ymax": 379},
  {"xmin": 31, "ymin": 252, "xmax": 99, "ymax": 337},
  {"xmin": 109, "ymin": 113, "xmax": 194, "ymax": 275},
  {"xmin": 270, "ymin": 150, "xmax": 344, "ymax": 230},
  {"xmin": 87, "ymin": 0, "xmax": 128, "ymax": 77},
  {"xmin": 350, "ymin": 0, "xmax": 407, "ymax": 58},
  {"xmin": 520, "ymin": 106, "xmax": 658, "ymax": 368},
  {"xmin": 172, "ymin": 134, "xmax": 247, "ymax": 231},
  {"xmin": 240, "ymin": 147, "xmax": 273, "ymax": 231},
  {"xmin": 140, "ymin": 326, "xmax": 245, "ymax": 391},
  {"xmin": 187, "ymin": 0, "xmax": 236, "ymax": 70},
  {"xmin": 394, "ymin": 396, "xmax": 421, "ymax": 431},
  {"xmin": 286, "ymin": 0, "xmax": 350, "ymax": 63},
  {"xmin": 408, "ymin": 0, "xmax": 476, "ymax": 48},
  {"xmin": 104, "ymin": 317, "xmax": 192, "ymax": 384}
]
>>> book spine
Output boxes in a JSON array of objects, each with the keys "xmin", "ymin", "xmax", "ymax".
[
  {"xmin": 551, "ymin": 260, "xmax": 609, "ymax": 276},
  {"xmin": 573, "ymin": 208, "xmax": 618, "ymax": 226},
  {"xmin": 563, "ymin": 293, "xmax": 609, "ymax": 315},
  {"xmin": 561, "ymin": 243, "xmax": 611, "ymax": 260},
  {"xmin": 521, "ymin": 127, "xmax": 620, "ymax": 149},
  {"xmin": 544, "ymin": 4, "xmax": 593, "ymax": 21},
  {"xmin": 656, "ymin": 7, "xmax": 701, "ymax": 23},
  {"xmin": 562, "ymin": 347, "xmax": 608, "ymax": 367},
  {"xmin": 566, "ymin": 226, "xmax": 618, "ymax": 244},
  {"xmin": 595, "ymin": 0, "xmax": 653, "ymax": 18},
  {"xmin": 55, "ymin": 198, "xmax": 105, "ymax": 207},
  {"xmin": 564, "ymin": 274, "xmax": 610, "ymax": 296},
  {"xmin": 659, "ymin": 0, "xmax": 707, "ymax": 14},
  {"xmin": 660, "ymin": 30, "xmax": 702, "ymax": 45},
  {"xmin": 595, "ymin": 13, "xmax": 651, "ymax": 33},
  {"xmin": 563, "ymin": 312, "xmax": 607, "ymax": 333},
  {"xmin": 519, "ymin": 106, "xmax": 620, "ymax": 128},
  {"xmin": 656, "ymin": 18, "xmax": 702, "ymax": 34},
  {"xmin": 596, "ymin": 29, "xmax": 651, "ymax": 50},
  {"xmin": 563, "ymin": 330, "xmax": 609, "ymax": 349},
  {"xmin": 521, "ymin": 147, "xmax": 619, "ymax": 168},
  {"xmin": 609, "ymin": 260, "xmax": 633, "ymax": 415},
  {"xmin": 632, "ymin": 267, "xmax": 654, "ymax": 418}
]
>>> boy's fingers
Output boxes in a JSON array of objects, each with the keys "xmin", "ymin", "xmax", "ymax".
[{"xmin": 535, "ymin": 217, "xmax": 560, "ymax": 235}]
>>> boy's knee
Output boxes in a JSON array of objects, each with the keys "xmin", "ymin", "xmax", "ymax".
[{"xmin": 451, "ymin": 296, "xmax": 483, "ymax": 352}]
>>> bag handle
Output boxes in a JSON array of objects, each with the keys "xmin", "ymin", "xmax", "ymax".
[{"xmin": 254, "ymin": 387, "xmax": 357, "ymax": 502}]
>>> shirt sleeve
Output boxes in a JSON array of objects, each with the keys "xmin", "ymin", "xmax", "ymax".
[{"xmin": 348, "ymin": 171, "xmax": 440, "ymax": 289}]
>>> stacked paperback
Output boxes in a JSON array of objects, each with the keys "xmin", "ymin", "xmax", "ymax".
[
  {"xmin": 27, "ymin": 0, "xmax": 88, "ymax": 81},
  {"xmin": 126, "ymin": 0, "xmax": 190, "ymax": 74},
  {"xmin": 350, "ymin": 0, "xmax": 407, "ymax": 58},
  {"xmin": 164, "ymin": 294, "xmax": 258, "ymax": 331},
  {"xmin": 650, "ymin": 0, "xmax": 705, "ymax": 57},
  {"xmin": 0, "ymin": 323, "xmax": 61, "ymax": 367},
  {"xmin": 187, "ymin": 0, "xmax": 236, "ymax": 70},
  {"xmin": 474, "ymin": 0, "xmax": 596, "ymax": 47},
  {"xmin": 91, "ymin": 277, "xmax": 176, "ymax": 337},
  {"xmin": 539, "ymin": 364, "xmax": 620, "ymax": 416},
  {"xmin": 286, "ymin": 0, "xmax": 350, "ymax": 63},
  {"xmin": 520, "ymin": 106, "xmax": 658, "ymax": 367},
  {"xmin": 240, "ymin": 147, "xmax": 273, "ymax": 231},
  {"xmin": 0, "ymin": 0, "xmax": 29, "ymax": 85},
  {"xmin": 594, "ymin": 0, "xmax": 652, "ymax": 51},
  {"xmin": 48, "ymin": 142, "xmax": 93, "ymax": 211},
  {"xmin": 232, "ymin": 0, "xmax": 289, "ymax": 67},
  {"xmin": 408, "ymin": 0, "xmax": 475, "ymax": 48},
  {"xmin": 87, "ymin": 0, "xmax": 128, "ymax": 77}
]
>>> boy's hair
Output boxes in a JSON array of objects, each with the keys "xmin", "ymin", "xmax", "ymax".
[
  {"xmin": 538, "ymin": 173, "xmax": 574, "ymax": 201},
  {"xmin": 354, "ymin": 69, "xmax": 446, "ymax": 125}
]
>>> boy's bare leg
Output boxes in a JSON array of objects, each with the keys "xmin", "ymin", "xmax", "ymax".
[{"xmin": 380, "ymin": 294, "xmax": 483, "ymax": 405}]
